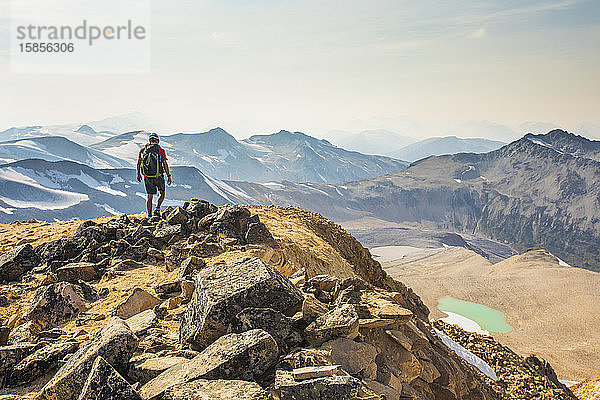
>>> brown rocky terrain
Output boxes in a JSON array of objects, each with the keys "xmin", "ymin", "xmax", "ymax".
[
  {"xmin": 434, "ymin": 321, "xmax": 576, "ymax": 400},
  {"xmin": 571, "ymin": 375, "xmax": 600, "ymax": 400},
  {"xmin": 381, "ymin": 247, "xmax": 600, "ymax": 382},
  {"xmin": 0, "ymin": 200, "xmax": 576, "ymax": 399}
]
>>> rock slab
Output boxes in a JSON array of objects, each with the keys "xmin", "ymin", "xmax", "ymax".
[
  {"xmin": 180, "ymin": 257, "xmax": 303, "ymax": 350},
  {"xmin": 78, "ymin": 356, "xmax": 142, "ymax": 400},
  {"xmin": 272, "ymin": 369, "xmax": 361, "ymax": 400},
  {"xmin": 0, "ymin": 244, "xmax": 40, "ymax": 281},
  {"xmin": 113, "ymin": 288, "xmax": 161, "ymax": 319},
  {"xmin": 304, "ymin": 304, "xmax": 359, "ymax": 347},
  {"xmin": 36, "ymin": 317, "xmax": 138, "ymax": 400},
  {"xmin": 163, "ymin": 379, "xmax": 274, "ymax": 400},
  {"xmin": 5, "ymin": 339, "xmax": 79, "ymax": 387},
  {"xmin": 26, "ymin": 282, "xmax": 87, "ymax": 329},
  {"xmin": 140, "ymin": 329, "xmax": 278, "ymax": 400}
]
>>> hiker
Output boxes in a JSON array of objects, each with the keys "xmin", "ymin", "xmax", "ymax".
[{"xmin": 137, "ymin": 132, "xmax": 172, "ymax": 217}]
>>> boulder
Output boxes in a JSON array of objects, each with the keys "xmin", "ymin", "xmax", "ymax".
[
  {"xmin": 180, "ymin": 257, "xmax": 303, "ymax": 350},
  {"xmin": 55, "ymin": 263, "xmax": 99, "ymax": 283},
  {"xmin": 244, "ymin": 220, "xmax": 274, "ymax": 244},
  {"xmin": 188, "ymin": 241, "xmax": 223, "ymax": 258},
  {"xmin": 4, "ymin": 339, "xmax": 79, "ymax": 387},
  {"xmin": 36, "ymin": 317, "xmax": 138, "ymax": 400},
  {"xmin": 166, "ymin": 207, "xmax": 188, "ymax": 225},
  {"xmin": 34, "ymin": 238, "xmax": 81, "ymax": 269},
  {"xmin": 374, "ymin": 343, "xmax": 423, "ymax": 384},
  {"xmin": 362, "ymin": 292, "xmax": 413, "ymax": 323},
  {"xmin": 183, "ymin": 199, "xmax": 217, "ymax": 220},
  {"xmin": 308, "ymin": 275, "xmax": 338, "ymax": 292},
  {"xmin": 155, "ymin": 280, "xmax": 181, "ymax": 296},
  {"xmin": 153, "ymin": 221, "xmax": 182, "ymax": 241},
  {"xmin": 7, "ymin": 321, "xmax": 39, "ymax": 344},
  {"xmin": 112, "ymin": 259, "xmax": 146, "ymax": 271},
  {"xmin": 177, "ymin": 256, "xmax": 205, "ymax": 279},
  {"xmin": 129, "ymin": 355, "xmax": 188, "ymax": 385},
  {"xmin": 147, "ymin": 248, "xmax": 165, "ymax": 262},
  {"xmin": 0, "ymin": 244, "xmax": 40, "ymax": 281},
  {"xmin": 320, "ymin": 338, "xmax": 378, "ymax": 375},
  {"xmin": 302, "ymin": 294, "xmax": 329, "ymax": 323},
  {"xmin": 230, "ymin": 307, "xmax": 302, "ymax": 353},
  {"xmin": 272, "ymin": 369, "xmax": 361, "ymax": 400},
  {"xmin": 362, "ymin": 379, "xmax": 400, "ymax": 400},
  {"xmin": 282, "ymin": 348, "xmax": 332, "ymax": 370},
  {"xmin": 0, "ymin": 342, "xmax": 38, "ymax": 379},
  {"xmin": 163, "ymin": 379, "xmax": 274, "ymax": 400},
  {"xmin": 78, "ymin": 356, "xmax": 142, "ymax": 400},
  {"xmin": 203, "ymin": 205, "xmax": 251, "ymax": 238},
  {"xmin": 125, "ymin": 309, "xmax": 157, "ymax": 335},
  {"xmin": 304, "ymin": 304, "xmax": 359, "ymax": 347},
  {"xmin": 291, "ymin": 365, "xmax": 341, "ymax": 380},
  {"xmin": 25, "ymin": 282, "xmax": 87, "ymax": 329},
  {"xmin": 113, "ymin": 288, "xmax": 161, "ymax": 319},
  {"xmin": 180, "ymin": 280, "xmax": 195, "ymax": 303},
  {"xmin": 386, "ymin": 322, "xmax": 429, "ymax": 352},
  {"xmin": 0, "ymin": 326, "xmax": 9, "ymax": 345},
  {"xmin": 164, "ymin": 249, "xmax": 182, "ymax": 272},
  {"xmin": 122, "ymin": 244, "xmax": 149, "ymax": 262},
  {"xmin": 140, "ymin": 329, "xmax": 278, "ymax": 400}
]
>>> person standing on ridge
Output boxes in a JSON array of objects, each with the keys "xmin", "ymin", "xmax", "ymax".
[{"xmin": 137, "ymin": 132, "xmax": 172, "ymax": 217}]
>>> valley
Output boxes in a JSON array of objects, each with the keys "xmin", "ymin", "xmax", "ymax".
[{"xmin": 376, "ymin": 244, "xmax": 600, "ymax": 381}]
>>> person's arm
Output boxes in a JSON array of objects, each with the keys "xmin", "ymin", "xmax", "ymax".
[
  {"xmin": 163, "ymin": 159, "xmax": 171, "ymax": 185},
  {"xmin": 136, "ymin": 152, "xmax": 143, "ymax": 182}
]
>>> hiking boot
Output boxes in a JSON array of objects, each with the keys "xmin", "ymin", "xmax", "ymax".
[{"xmin": 153, "ymin": 208, "xmax": 161, "ymax": 218}]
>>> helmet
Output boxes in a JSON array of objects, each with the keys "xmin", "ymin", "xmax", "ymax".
[{"xmin": 148, "ymin": 132, "xmax": 159, "ymax": 143}]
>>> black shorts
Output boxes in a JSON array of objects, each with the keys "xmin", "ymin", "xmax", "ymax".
[{"xmin": 144, "ymin": 176, "xmax": 165, "ymax": 195}]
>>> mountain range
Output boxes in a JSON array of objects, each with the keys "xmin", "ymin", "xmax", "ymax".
[
  {"xmin": 0, "ymin": 124, "xmax": 116, "ymax": 146},
  {"xmin": 90, "ymin": 128, "xmax": 409, "ymax": 183},
  {"xmin": 227, "ymin": 130, "xmax": 600, "ymax": 271},
  {"xmin": 0, "ymin": 158, "xmax": 245, "ymax": 222},
  {"xmin": 2, "ymin": 128, "xmax": 598, "ymax": 272},
  {"xmin": 1, "ymin": 126, "xmax": 410, "ymax": 184},
  {"xmin": 0, "ymin": 136, "xmax": 130, "ymax": 168}
]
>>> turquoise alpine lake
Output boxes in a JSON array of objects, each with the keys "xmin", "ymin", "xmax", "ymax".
[{"xmin": 437, "ymin": 296, "xmax": 513, "ymax": 333}]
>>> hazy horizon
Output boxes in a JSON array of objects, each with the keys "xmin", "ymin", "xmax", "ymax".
[{"xmin": 2, "ymin": 110, "xmax": 599, "ymax": 144}]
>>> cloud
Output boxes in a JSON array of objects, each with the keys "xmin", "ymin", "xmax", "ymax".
[{"xmin": 469, "ymin": 27, "xmax": 486, "ymax": 38}]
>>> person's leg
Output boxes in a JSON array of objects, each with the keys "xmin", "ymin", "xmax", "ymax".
[
  {"xmin": 157, "ymin": 190, "xmax": 165, "ymax": 209},
  {"xmin": 154, "ymin": 176, "xmax": 166, "ymax": 216},
  {"xmin": 146, "ymin": 194, "xmax": 153, "ymax": 216}
]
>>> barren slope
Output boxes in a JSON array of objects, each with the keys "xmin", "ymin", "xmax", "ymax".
[{"xmin": 383, "ymin": 247, "xmax": 600, "ymax": 381}]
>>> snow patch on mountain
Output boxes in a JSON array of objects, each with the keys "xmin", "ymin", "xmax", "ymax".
[
  {"xmin": 0, "ymin": 167, "xmax": 89, "ymax": 210},
  {"xmin": 94, "ymin": 203, "xmax": 123, "ymax": 216},
  {"xmin": 203, "ymin": 174, "xmax": 253, "ymax": 203},
  {"xmin": 439, "ymin": 312, "xmax": 489, "ymax": 335},
  {"xmin": 435, "ymin": 329, "xmax": 498, "ymax": 381},
  {"xmin": 261, "ymin": 182, "xmax": 284, "ymax": 189}
]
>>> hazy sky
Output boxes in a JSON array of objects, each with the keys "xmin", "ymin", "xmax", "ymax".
[{"xmin": 0, "ymin": 0, "xmax": 599, "ymax": 138}]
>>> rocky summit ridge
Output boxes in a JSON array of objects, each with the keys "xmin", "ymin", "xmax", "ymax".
[{"xmin": 0, "ymin": 200, "xmax": 575, "ymax": 399}]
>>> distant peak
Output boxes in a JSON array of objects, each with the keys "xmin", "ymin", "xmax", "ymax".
[
  {"xmin": 275, "ymin": 130, "xmax": 293, "ymax": 136},
  {"xmin": 76, "ymin": 124, "xmax": 97, "ymax": 134},
  {"xmin": 206, "ymin": 127, "xmax": 236, "ymax": 139}
]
